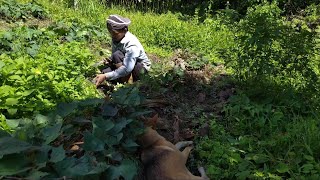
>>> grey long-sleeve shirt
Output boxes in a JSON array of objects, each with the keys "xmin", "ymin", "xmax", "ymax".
[{"xmin": 105, "ymin": 31, "xmax": 151, "ymax": 80}]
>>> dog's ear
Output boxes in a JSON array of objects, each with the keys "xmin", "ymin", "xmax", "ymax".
[
  {"xmin": 142, "ymin": 114, "xmax": 159, "ymax": 129},
  {"xmin": 144, "ymin": 113, "xmax": 158, "ymax": 129}
]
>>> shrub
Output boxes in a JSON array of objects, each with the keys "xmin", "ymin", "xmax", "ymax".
[
  {"xmin": 0, "ymin": 0, "xmax": 48, "ymax": 21},
  {"xmin": 224, "ymin": 2, "xmax": 318, "ymax": 92}
]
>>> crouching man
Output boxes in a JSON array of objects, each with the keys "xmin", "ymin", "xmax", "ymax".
[{"xmin": 95, "ymin": 14, "xmax": 151, "ymax": 87}]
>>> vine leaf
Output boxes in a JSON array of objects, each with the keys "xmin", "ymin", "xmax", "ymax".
[
  {"xmin": 0, "ymin": 154, "xmax": 30, "ymax": 176},
  {"xmin": 0, "ymin": 137, "xmax": 32, "ymax": 156},
  {"xmin": 49, "ymin": 145, "xmax": 65, "ymax": 163},
  {"xmin": 105, "ymin": 159, "xmax": 137, "ymax": 180},
  {"xmin": 102, "ymin": 104, "xmax": 118, "ymax": 117},
  {"xmin": 42, "ymin": 123, "xmax": 62, "ymax": 144},
  {"xmin": 83, "ymin": 131, "xmax": 105, "ymax": 151}
]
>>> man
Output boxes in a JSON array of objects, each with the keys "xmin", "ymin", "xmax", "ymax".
[{"xmin": 95, "ymin": 14, "xmax": 151, "ymax": 87}]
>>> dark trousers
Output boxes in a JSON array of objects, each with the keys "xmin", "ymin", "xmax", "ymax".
[{"xmin": 101, "ymin": 50, "xmax": 146, "ymax": 83}]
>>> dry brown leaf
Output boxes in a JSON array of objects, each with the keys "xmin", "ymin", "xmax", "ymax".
[{"xmin": 70, "ymin": 145, "xmax": 80, "ymax": 151}]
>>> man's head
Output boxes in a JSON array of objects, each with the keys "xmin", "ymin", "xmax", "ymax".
[{"xmin": 106, "ymin": 14, "xmax": 131, "ymax": 42}]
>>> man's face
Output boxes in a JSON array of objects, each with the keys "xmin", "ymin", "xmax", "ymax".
[{"xmin": 107, "ymin": 26, "xmax": 124, "ymax": 42}]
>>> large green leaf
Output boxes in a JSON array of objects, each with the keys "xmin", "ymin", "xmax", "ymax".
[
  {"xmin": 101, "ymin": 104, "xmax": 118, "ymax": 117},
  {"xmin": 67, "ymin": 155, "xmax": 109, "ymax": 176},
  {"xmin": 108, "ymin": 118, "xmax": 132, "ymax": 135},
  {"xmin": 0, "ymin": 85, "xmax": 14, "ymax": 97},
  {"xmin": 26, "ymin": 170, "xmax": 49, "ymax": 180},
  {"xmin": 5, "ymin": 98, "xmax": 19, "ymax": 106},
  {"xmin": 83, "ymin": 131, "xmax": 105, "ymax": 151},
  {"xmin": 42, "ymin": 123, "xmax": 62, "ymax": 144},
  {"xmin": 6, "ymin": 119, "xmax": 20, "ymax": 128},
  {"xmin": 54, "ymin": 155, "xmax": 109, "ymax": 177},
  {"xmin": 0, "ymin": 61, "xmax": 5, "ymax": 70},
  {"xmin": 93, "ymin": 117, "xmax": 115, "ymax": 132},
  {"xmin": 21, "ymin": 89, "xmax": 35, "ymax": 96},
  {"xmin": 276, "ymin": 162, "xmax": 289, "ymax": 173},
  {"xmin": 104, "ymin": 133, "xmax": 123, "ymax": 146},
  {"xmin": 105, "ymin": 159, "xmax": 138, "ymax": 180},
  {"xmin": 56, "ymin": 102, "xmax": 78, "ymax": 117},
  {"xmin": 0, "ymin": 137, "xmax": 32, "ymax": 156},
  {"xmin": 0, "ymin": 154, "xmax": 30, "ymax": 176},
  {"xmin": 121, "ymin": 138, "xmax": 139, "ymax": 152},
  {"xmin": 50, "ymin": 145, "xmax": 65, "ymax": 163},
  {"xmin": 34, "ymin": 114, "xmax": 50, "ymax": 126},
  {"xmin": 53, "ymin": 157, "xmax": 77, "ymax": 176},
  {"xmin": 7, "ymin": 108, "xmax": 17, "ymax": 115}
]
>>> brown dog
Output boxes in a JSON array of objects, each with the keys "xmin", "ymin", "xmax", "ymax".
[{"xmin": 138, "ymin": 127, "xmax": 209, "ymax": 180}]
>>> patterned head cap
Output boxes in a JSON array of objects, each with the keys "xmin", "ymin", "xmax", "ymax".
[{"xmin": 107, "ymin": 14, "xmax": 131, "ymax": 30}]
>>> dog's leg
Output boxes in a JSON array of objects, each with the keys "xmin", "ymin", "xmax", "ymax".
[
  {"xmin": 198, "ymin": 167, "xmax": 209, "ymax": 180},
  {"xmin": 181, "ymin": 146, "xmax": 193, "ymax": 164},
  {"xmin": 175, "ymin": 141, "xmax": 193, "ymax": 150}
]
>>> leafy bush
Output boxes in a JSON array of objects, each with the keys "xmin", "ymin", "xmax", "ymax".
[
  {"xmin": 0, "ymin": 13, "xmax": 112, "ymax": 128},
  {"xmin": 0, "ymin": 0, "xmax": 48, "ymax": 21},
  {"xmin": 0, "ymin": 86, "xmax": 148, "ymax": 179},
  {"xmin": 0, "ymin": 24, "xmax": 109, "ymax": 129},
  {"xmin": 224, "ymin": 2, "xmax": 318, "ymax": 92},
  {"xmin": 0, "ymin": 41, "xmax": 99, "ymax": 119}
]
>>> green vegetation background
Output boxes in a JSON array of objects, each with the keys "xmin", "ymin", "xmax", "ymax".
[{"xmin": 0, "ymin": 0, "xmax": 319, "ymax": 179}]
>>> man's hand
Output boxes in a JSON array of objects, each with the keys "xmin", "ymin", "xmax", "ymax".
[{"xmin": 95, "ymin": 74, "xmax": 107, "ymax": 87}]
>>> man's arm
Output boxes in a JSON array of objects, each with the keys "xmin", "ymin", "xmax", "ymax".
[{"xmin": 105, "ymin": 45, "xmax": 139, "ymax": 80}]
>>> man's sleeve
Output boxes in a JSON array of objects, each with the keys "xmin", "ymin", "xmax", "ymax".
[{"xmin": 105, "ymin": 45, "xmax": 139, "ymax": 80}]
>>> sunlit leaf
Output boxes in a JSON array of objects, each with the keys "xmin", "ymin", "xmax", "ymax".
[
  {"xmin": 0, "ymin": 61, "xmax": 6, "ymax": 70},
  {"xmin": 7, "ymin": 108, "xmax": 17, "ymax": 115},
  {"xmin": 6, "ymin": 119, "xmax": 20, "ymax": 128},
  {"xmin": 5, "ymin": 98, "xmax": 19, "ymax": 106},
  {"xmin": 35, "ymin": 114, "xmax": 49, "ymax": 126}
]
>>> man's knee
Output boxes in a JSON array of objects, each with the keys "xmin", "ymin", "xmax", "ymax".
[{"xmin": 111, "ymin": 50, "xmax": 125, "ymax": 64}]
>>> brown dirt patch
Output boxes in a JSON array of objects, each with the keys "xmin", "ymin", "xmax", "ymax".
[{"xmin": 140, "ymin": 51, "xmax": 235, "ymax": 143}]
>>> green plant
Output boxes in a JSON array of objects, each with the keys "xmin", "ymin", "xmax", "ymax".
[
  {"xmin": 0, "ymin": 0, "xmax": 48, "ymax": 21},
  {"xmin": 0, "ymin": 40, "xmax": 99, "ymax": 120},
  {"xmin": 0, "ymin": 86, "xmax": 149, "ymax": 179},
  {"xmin": 196, "ymin": 93, "xmax": 320, "ymax": 179},
  {"xmin": 225, "ymin": 2, "xmax": 318, "ymax": 90}
]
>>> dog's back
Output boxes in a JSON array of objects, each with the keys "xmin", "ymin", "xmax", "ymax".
[{"xmin": 139, "ymin": 127, "xmax": 209, "ymax": 180}]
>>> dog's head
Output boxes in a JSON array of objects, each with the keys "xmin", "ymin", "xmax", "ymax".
[{"xmin": 138, "ymin": 126, "xmax": 164, "ymax": 149}]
